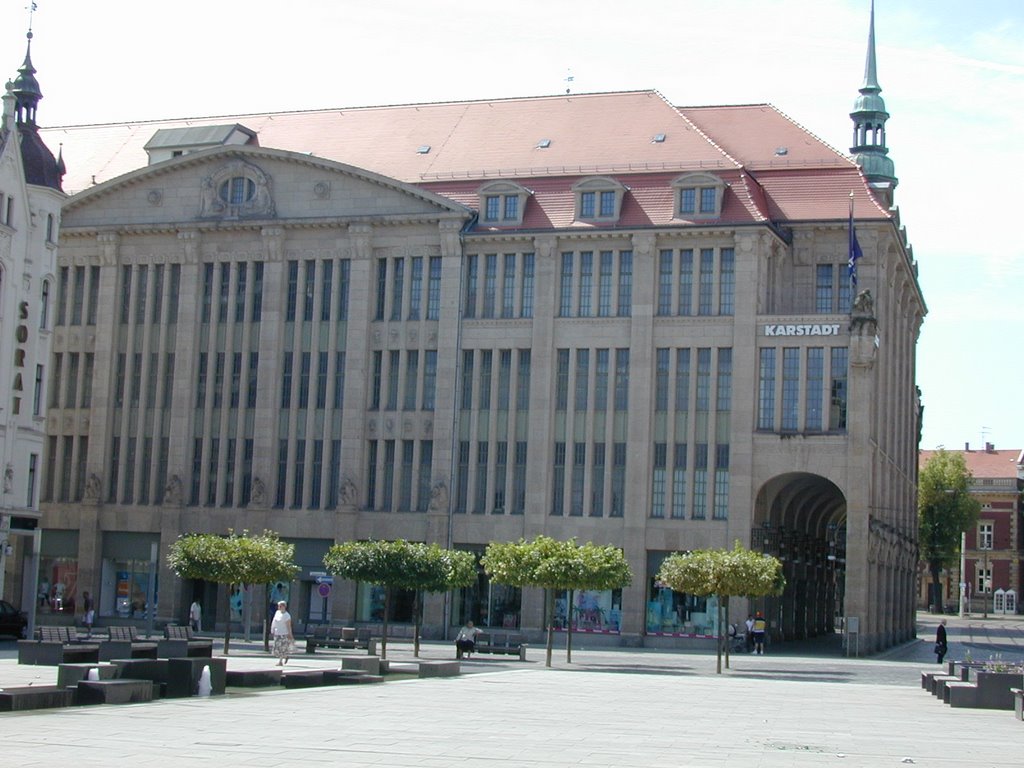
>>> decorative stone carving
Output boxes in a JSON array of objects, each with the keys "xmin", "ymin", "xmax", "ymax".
[
  {"xmin": 3, "ymin": 463, "xmax": 13, "ymax": 493},
  {"xmin": 429, "ymin": 481, "xmax": 449, "ymax": 512},
  {"xmin": 849, "ymin": 288, "xmax": 878, "ymax": 368},
  {"xmin": 146, "ymin": 189, "xmax": 163, "ymax": 206},
  {"xmin": 250, "ymin": 476, "xmax": 266, "ymax": 506},
  {"xmin": 313, "ymin": 181, "xmax": 331, "ymax": 200},
  {"xmin": 163, "ymin": 474, "xmax": 182, "ymax": 506},
  {"xmin": 83, "ymin": 473, "xmax": 101, "ymax": 501},
  {"xmin": 340, "ymin": 477, "xmax": 358, "ymax": 506},
  {"xmin": 199, "ymin": 158, "xmax": 275, "ymax": 219}
]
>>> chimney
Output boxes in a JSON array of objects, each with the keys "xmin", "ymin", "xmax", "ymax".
[
  {"xmin": 965, "ymin": 442, "xmax": 970, "ymax": 451},
  {"xmin": 985, "ymin": 442, "xmax": 994, "ymax": 453}
]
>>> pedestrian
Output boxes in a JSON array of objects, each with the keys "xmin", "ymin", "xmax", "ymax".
[
  {"xmin": 455, "ymin": 620, "xmax": 481, "ymax": 659},
  {"xmin": 189, "ymin": 599, "xmax": 202, "ymax": 633},
  {"xmin": 752, "ymin": 612, "xmax": 767, "ymax": 655},
  {"xmin": 934, "ymin": 619, "xmax": 948, "ymax": 664},
  {"xmin": 745, "ymin": 614, "xmax": 755, "ymax": 653},
  {"xmin": 82, "ymin": 591, "xmax": 95, "ymax": 637},
  {"xmin": 270, "ymin": 600, "xmax": 294, "ymax": 666}
]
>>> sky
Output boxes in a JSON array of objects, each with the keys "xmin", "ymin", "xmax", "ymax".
[{"xmin": 2, "ymin": 0, "xmax": 1022, "ymax": 452}]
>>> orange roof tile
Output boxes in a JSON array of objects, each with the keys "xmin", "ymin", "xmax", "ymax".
[
  {"xmin": 41, "ymin": 90, "xmax": 892, "ymax": 226},
  {"xmin": 919, "ymin": 449, "xmax": 1024, "ymax": 480}
]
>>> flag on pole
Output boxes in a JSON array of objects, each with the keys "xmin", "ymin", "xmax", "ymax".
[{"xmin": 847, "ymin": 193, "xmax": 863, "ymax": 287}]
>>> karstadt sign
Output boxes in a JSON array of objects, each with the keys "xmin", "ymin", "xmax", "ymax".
[{"xmin": 763, "ymin": 323, "xmax": 843, "ymax": 337}]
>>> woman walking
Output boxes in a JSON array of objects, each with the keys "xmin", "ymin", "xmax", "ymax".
[{"xmin": 270, "ymin": 600, "xmax": 294, "ymax": 666}]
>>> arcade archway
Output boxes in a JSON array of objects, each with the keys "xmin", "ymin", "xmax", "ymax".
[{"xmin": 752, "ymin": 473, "xmax": 846, "ymax": 644}]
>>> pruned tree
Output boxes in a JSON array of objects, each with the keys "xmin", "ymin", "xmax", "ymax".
[
  {"xmin": 919, "ymin": 449, "xmax": 980, "ymax": 613},
  {"xmin": 167, "ymin": 530, "xmax": 298, "ymax": 654},
  {"xmin": 482, "ymin": 536, "xmax": 632, "ymax": 667},
  {"xmin": 323, "ymin": 540, "xmax": 476, "ymax": 658},
  {"xmin": 657, "ymin": 542, "xmax": 784, "ymax": 673}
]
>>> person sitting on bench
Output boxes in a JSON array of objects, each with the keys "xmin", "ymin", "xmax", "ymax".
[{"xmin": 455, "ymin": 621, "xmax": 481, "ymax": 658}]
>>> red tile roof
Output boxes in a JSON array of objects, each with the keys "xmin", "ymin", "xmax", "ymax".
[
  {"xmin": 42, "ymin": 90, "xmax": 890, "ymax": 226},
  {"xmin": 919, "ymin": 449, "xmax": 1024, "ymax": 480}
]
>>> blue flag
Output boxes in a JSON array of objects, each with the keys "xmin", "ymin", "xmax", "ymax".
[{"xmin": 848, "ymin": 206, "xmax": 863, "ymax": 287}]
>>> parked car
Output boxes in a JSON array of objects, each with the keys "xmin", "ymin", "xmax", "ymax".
[{"xmin": 0, "ymin": 600, "xmax": 28, "ymax": 639}]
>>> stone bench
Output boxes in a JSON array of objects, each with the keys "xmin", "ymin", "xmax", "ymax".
[
  {"xmin": 226, "ymin": 668, "xmax": 284, "ymax": 688},
  {"xmin": 342, "ymin": 656, "xmax": 381, "ymax": 675},
  {"xmin": 281, "ymin": 670, "xmax": 327, "ymax": 688},
  {"xmin": 0, "ymin": 685, "xmax": 75, "ymax": 712},
  {"xmin": 929, "ymin": 674, "xmax": 959, "ymax": 697},
  {"xmin": 99, "ymin": 639, "xmax": 159, "ymax": 661},
  {"xmin": 1012, "ymin": 688, "xmax": 1023, "ymax": 721},
  {"xmin": 323, "ymin": 669, "xmax": 384, "ymax": 685},
  {"xmin": 57, "ymin": 662, "xmax": 118, "ymax": 688},
  {"xmin": 946, "ymin": 681, "xmax": 979, "ymax": 708},
  {"xmin": 417, "ymin": 660, "xmax": 460, "ymax": 678},
  {"xmin": 76, "ymin": 679, "xmax": 155, "ymax": 705},
  {"xmin": 17, "ymin": 639, "xmax": 101, "ymax": 666},
  {"xmin": 472, "ymin": 632, "xmax": 528, "ymax": 661}
]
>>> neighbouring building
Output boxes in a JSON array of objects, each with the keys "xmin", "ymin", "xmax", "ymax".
[
  {"xmin": 918, "ymin": 444, "xmax": 1023, "ymax": 614},
  {"xmin": 4, "ymin": 10, "xmax": 925, "ymax": 652},
  {"xmin": 0, "ymin": 31, "xmax": 65, "ymax": 616}
]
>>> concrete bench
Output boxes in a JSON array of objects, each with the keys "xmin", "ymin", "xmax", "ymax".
[
  {"xmin": 342, "ymin": 656, "xmax": 381, "ymax": 675},
  {"xmin": 929, "ymin": 674, "xmax": 959, "ymax": 697},
  {"xmin": 100, "ymin": 626, "xmax": 159, "ymax": 660},
  {"xmin": 17, "ymin": 639, "xmax": 101, "ymax": 665},
  {"xmin": 1011, "ymin": 688, "xmax": 1023, "ymax": 721},
  {"xmin": 323, "ymin": 669, "xmax": 384, "ymax": 685},
  {"xmin": 76, "ymin": 679, "xmax": 155, "ymax": 705},
  {"xmin": 158, "ymin": 625, "xmax": 214, "ymax": 658},
  {"xmin": 57, "ymin": 662, "xmax": 118, "ymax": 688},
  {"xmin": 0, "ymin": 685, "xmax": 75, "ymax": 712},
  {"xmin": 418, "ymin": 660, "xmax": 460, "ymax": 678},
  {"xmin": 946, "ymin": 682, "xmax": 979, "ymax": 708},
  {"xmin": 226, "ymin": 668, "xmax": 284, "ymax": 687},
  {"xmin": 281, "ymin": 670, "xmax": 327, "ymax": 688}
]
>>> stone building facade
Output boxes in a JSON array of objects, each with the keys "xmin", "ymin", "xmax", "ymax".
[{"xmin": 7, "ymin": 13, "xmax": 926, "ymax": 652}]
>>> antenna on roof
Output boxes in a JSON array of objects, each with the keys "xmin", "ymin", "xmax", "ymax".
[{"xmin": 564, "ymin": 68, "xmax": 574, "ymax": 95}]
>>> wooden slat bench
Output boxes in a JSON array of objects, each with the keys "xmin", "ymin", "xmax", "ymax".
[
  {"xmin": 17, "ymin": 626, "xmax": 101, "ymax": 665},
  {"xmin": 474, "ymin": 631, "xmax": 528, "ymax": 661},
  {"xmin": 157, "ymin": 624, "xmax": 214, "ymax": 658},
  {"xmin": 100, "ymin": 626, "xmax": 159, "ymax": 660}
]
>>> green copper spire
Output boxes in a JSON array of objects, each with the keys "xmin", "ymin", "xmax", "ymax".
[{"xmin": 850, "ymin": 0, "xmax": 897, "ymax": 198}]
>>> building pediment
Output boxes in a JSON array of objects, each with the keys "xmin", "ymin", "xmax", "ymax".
[{"xmin": 61, "ymin": 145, "xmax": 470, "ymax": 231}]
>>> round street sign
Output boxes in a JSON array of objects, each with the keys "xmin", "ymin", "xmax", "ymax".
[{"xmin": 317, "ymin": 583, "xmax": 331, "ymax": 598}]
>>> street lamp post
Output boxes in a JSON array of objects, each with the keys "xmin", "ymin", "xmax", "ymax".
[
  {"xmin": 981, "ymin": 544, "xmax": 991, "ymax": 619},
  {"xmin": 958, "ymin": 530, "xmax": 966, "ymax": 619}
]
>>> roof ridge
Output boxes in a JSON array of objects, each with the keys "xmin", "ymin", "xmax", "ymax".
[{"xmin": 660, "ymin": 95, "xmax": 743, "ymax": 171}]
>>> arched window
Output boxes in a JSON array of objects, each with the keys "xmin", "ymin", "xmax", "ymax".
[{"xmin": 219, "ymin": 177, "xmax": 256, "ymax": 205}]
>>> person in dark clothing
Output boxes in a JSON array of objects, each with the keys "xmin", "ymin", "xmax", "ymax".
[{"xmin": 935, "ymin": 620, "xmax": 948, "ymax": 664}]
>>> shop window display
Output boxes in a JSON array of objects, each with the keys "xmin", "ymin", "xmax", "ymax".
[
  {"xmin": 355, "ymin": 582, "xmax": 415, "ymax": 623},
  {"xmin": 454, "ymin": 577, "xmax": 521, "ymax": 629},
  {"xmin": 647, "ymin": 579, "xmax": 718, "ymax": 636},
  {"xmin": 553, "ymin": 588, "xmax": 622, "ymax": 632},
  {"xmin": 99, "ymin": 558, "xmax": 158, "ymax": 618},
  {"xmin": 37, "ymin": 557, "xmax": 78, "ymax": 615}
]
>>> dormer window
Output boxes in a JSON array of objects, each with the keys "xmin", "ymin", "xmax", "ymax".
[
  {"xmin": 478, "ymin": 181, "xmax": 529, "ymax": 226},
  {"xmin": 673, "ymin": 173, "xmax": 726, "ymax": 219},
  {"xmin": 573, "ymin": 177, "xmax": 626, "ymax": 223}
]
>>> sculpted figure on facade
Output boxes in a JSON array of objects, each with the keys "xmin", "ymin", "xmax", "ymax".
[
  {"xmin": 163, "ymin": 474, "xmax": 183, "ymax": 506},
  {"xmin": 250, "ymin": 476, "xmax": 266, "ymax": 506},
  {"xmin": 429, "ymin": 481, "xmax": 449, "ymax": 512},
  {"xmin": 83, "ymin": 472, "xmax": 101, "ymax": 501},
  {"xmin": 340, "ymin": 477, "xmax": 358, "ymax": 507},
  {"xmin": 3, "ymin": 463, "xmax": 13, "ymax": 493}
]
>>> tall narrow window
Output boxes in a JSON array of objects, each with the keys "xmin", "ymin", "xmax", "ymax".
[
  {"xmin": 390, "ymin": 258, "xmax": 404, "ymax": 321},
  {"xmin": 610, "ymin": 443, "xmax": 626, "ymax": 517},
  {"xmin": 482, "ymin": 254, "xmax": 497, "ymax": 318},
  {"xmin": 692, "ymin": 443, "xmax": 708, "ymax": 519},
  {"xmin": 816, "ymin": 265, "xmax": 834, "ymax": 313},
  {"xmin": 655, "ymin": 349, "xmax": 669, "ymax": 412},
  {"xmin": 422, "ymin": 350, "xmax": 437, "ymax": 410},
  {"xmin": 598, "ymin": 251, "xmax": 613, "ymax": 316},
  {"xmin": 478, "ymin": 350, "xmax": 492, "ymax": 411},
  {"xmin": 464, "ymin": 255, "xmax": 477, "ymax": 318},
  {"xmin": 555, "ymin": 349, "xmax": 570, "ymax": 411},
  {"xmin": 713, "ymin": 444, "xmax": 729, "ymax": 519},
  {"xmin": 806, "ymin": 348, "xmax": 824, "ymax": 431},
  {"xmin": 782, "ymin": 348, "xmax": 798, "ymax": 434},
  {"xmin": 595, "ymin": 349, "xmax": 609, "ymax": 411},
  {"xmin": 651, "ymin": 443, "xmax": 667, "ymax": 518},
  {"xmin": 678, "ymin": 249, "xmax": 693, "ymax": 316},
  {"xmin": 719, "ymin": 248, "xmax": 734, "ymax": 316},
  {"xmin": 375, "ymin": 259, "xmax": 387, "ymax": 321},
  {"xmin": 758, "ymin": 348, "xmax": 776, "ymax": 430},
  {"xmin": 461, "ymin": 350, "xmax": 474, "ymax": 410},
  {"xmin": 671, "ymin": 444, "xmax": 687, "ymax": 519},
  {"xmin": 404, "ymin": 350, "xmax": 419, "ymax": 410},
  {"xmin": 657, "ymin": 250, "xmax": 673, "ymax": 316},
  {"xmin": 502, "ymin": 254, "xmax": 516, "ymax": 318},
  {"xmin": 513, "ymin": 442, "xmax": 527, "ymax": 514},
  {"xmin": 574, "ymin": 349, "xmax": 589, "ymax": 412},
  {"xmin": 409, "ymin": 257, "xmax": 423, "ymax": 320},
  {"xmin": 427, "ymin": 257, "xmax": 441, "ymax": 320},
  {"xmin": 578, "ymin": 251, "xmax": 593, "ymax": 317},
  {"xmin": 591, "ymin": 443, "xmax": 605, "ymax": 517},
  {"xmin": 570, "ymin": 442, "xmax": 586, "ymax": 516},
  {"xmin": 617, "ymin": 250, "xmax": 633, "ymax": 316},
  {"xmin": 285, "ymin": 261, "xmax": 298, "ymax": 322},
  {"xmin": 551, "ymin": 442, "xmax": 566, "ymax": 516},
  {"xmin": 520, "ymin": 253, "xmax": 534, "ymax": 318},
  {"xmin": 614, "ymin": 349, "xmax": 630, "ymax": 411},
  {"xmin": 474, "ymin": 442, "xmax": 488, "ymax": 513},
  {"xmin": 319, "ymin": 261, "xmax": 331, "ymax": 321},
  {"xmin": 302, "ymin": 260, "xmax": 315, "ymax": 322},
  {"xmin": 698, "ymin": 248, "xmax": 714, "ymax": 315},
  {"xmin": 559, "ymin": 252, "xmax": 574, "ymax": 317},
  {"xmin": 386, "ymin": 350, "xmax": 400, "ymax": 410},
  {"xmin": 516, "ymin": 350, "xmax": 531, "ymax": 410},
  {"xmin": 829, "ymin": 347, "xmax": 849, "ymax": 430}
]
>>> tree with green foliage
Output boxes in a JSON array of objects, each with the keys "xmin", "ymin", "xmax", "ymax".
[
  {"xmin": 657, "ymin": 542, "xmax": 784, "ymax": 673},
  {"xmin": 323, "ymin": 540, "xmax": 477, "ymax": 658},
  {"xmin": 167, "ymin": 530, "xmax": 298, "ymax": 654},
  {"xmin": 482, "ymin": 536, "xmax": 632, "ymax": 667},
  {"xmin": 919, "ymin": 449, "xmax": 980, "ymax": 613}
]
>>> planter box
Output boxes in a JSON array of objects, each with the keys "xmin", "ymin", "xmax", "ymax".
[{"xmin": 968, "ymin": 671, "xmax": 1024, "ymax": 710}]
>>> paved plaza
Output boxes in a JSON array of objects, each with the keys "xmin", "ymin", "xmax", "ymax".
[{"xmin": 1, "ymin": 614, "xmax": 1022, "ymax": 767}]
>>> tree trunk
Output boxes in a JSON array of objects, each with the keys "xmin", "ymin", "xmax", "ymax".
[
  {"xmin": 381, "ymin": 587, "xmax": 391, "ymax": 659},
  {"xmin": 413, "ymin": 591, "xmax": 422, "ymax": 658},
  {"xmin": 723, "ymin": 596, "xmax": 731, "ymax": 670},
  {"xmin": 545, "ymin": 588, "xmax": 554, "ymax": 668},
  {"xmin": 566, "ymin": 588, "xmax": 574, "ymax": 664},
  {"xmin": 715, "ymin": 597, "xmax": 723, "ymax": 674},
  {"xmin": 930, "ymin": 563, "xmax": 943, "ymax": 614},
  {"xmin": 222, "ymin": 585, "xmax": 233, "ymax": 655}
]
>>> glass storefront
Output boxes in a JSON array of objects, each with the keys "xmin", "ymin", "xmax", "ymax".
[
  {"xmin": 553, "ymin": 588, "xmax": 622, "ymax": 632},
  {"xmin": 646, "ymin": 550, "xmax": 717, "ymax": 637},
  {"xmin": 37, "ymin": 530, "xmax": 79, "ymax": 616},
  {"xmin": 452, "ymin": 549, "xmax": 521, "ymax": 629},
  {"xmin": 355, "ymin": 582, "xmax": 415, "ymax": 623},
  {"xmin": 100, "ymin": 532, "xmax": 159, "ymax": 619}
]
